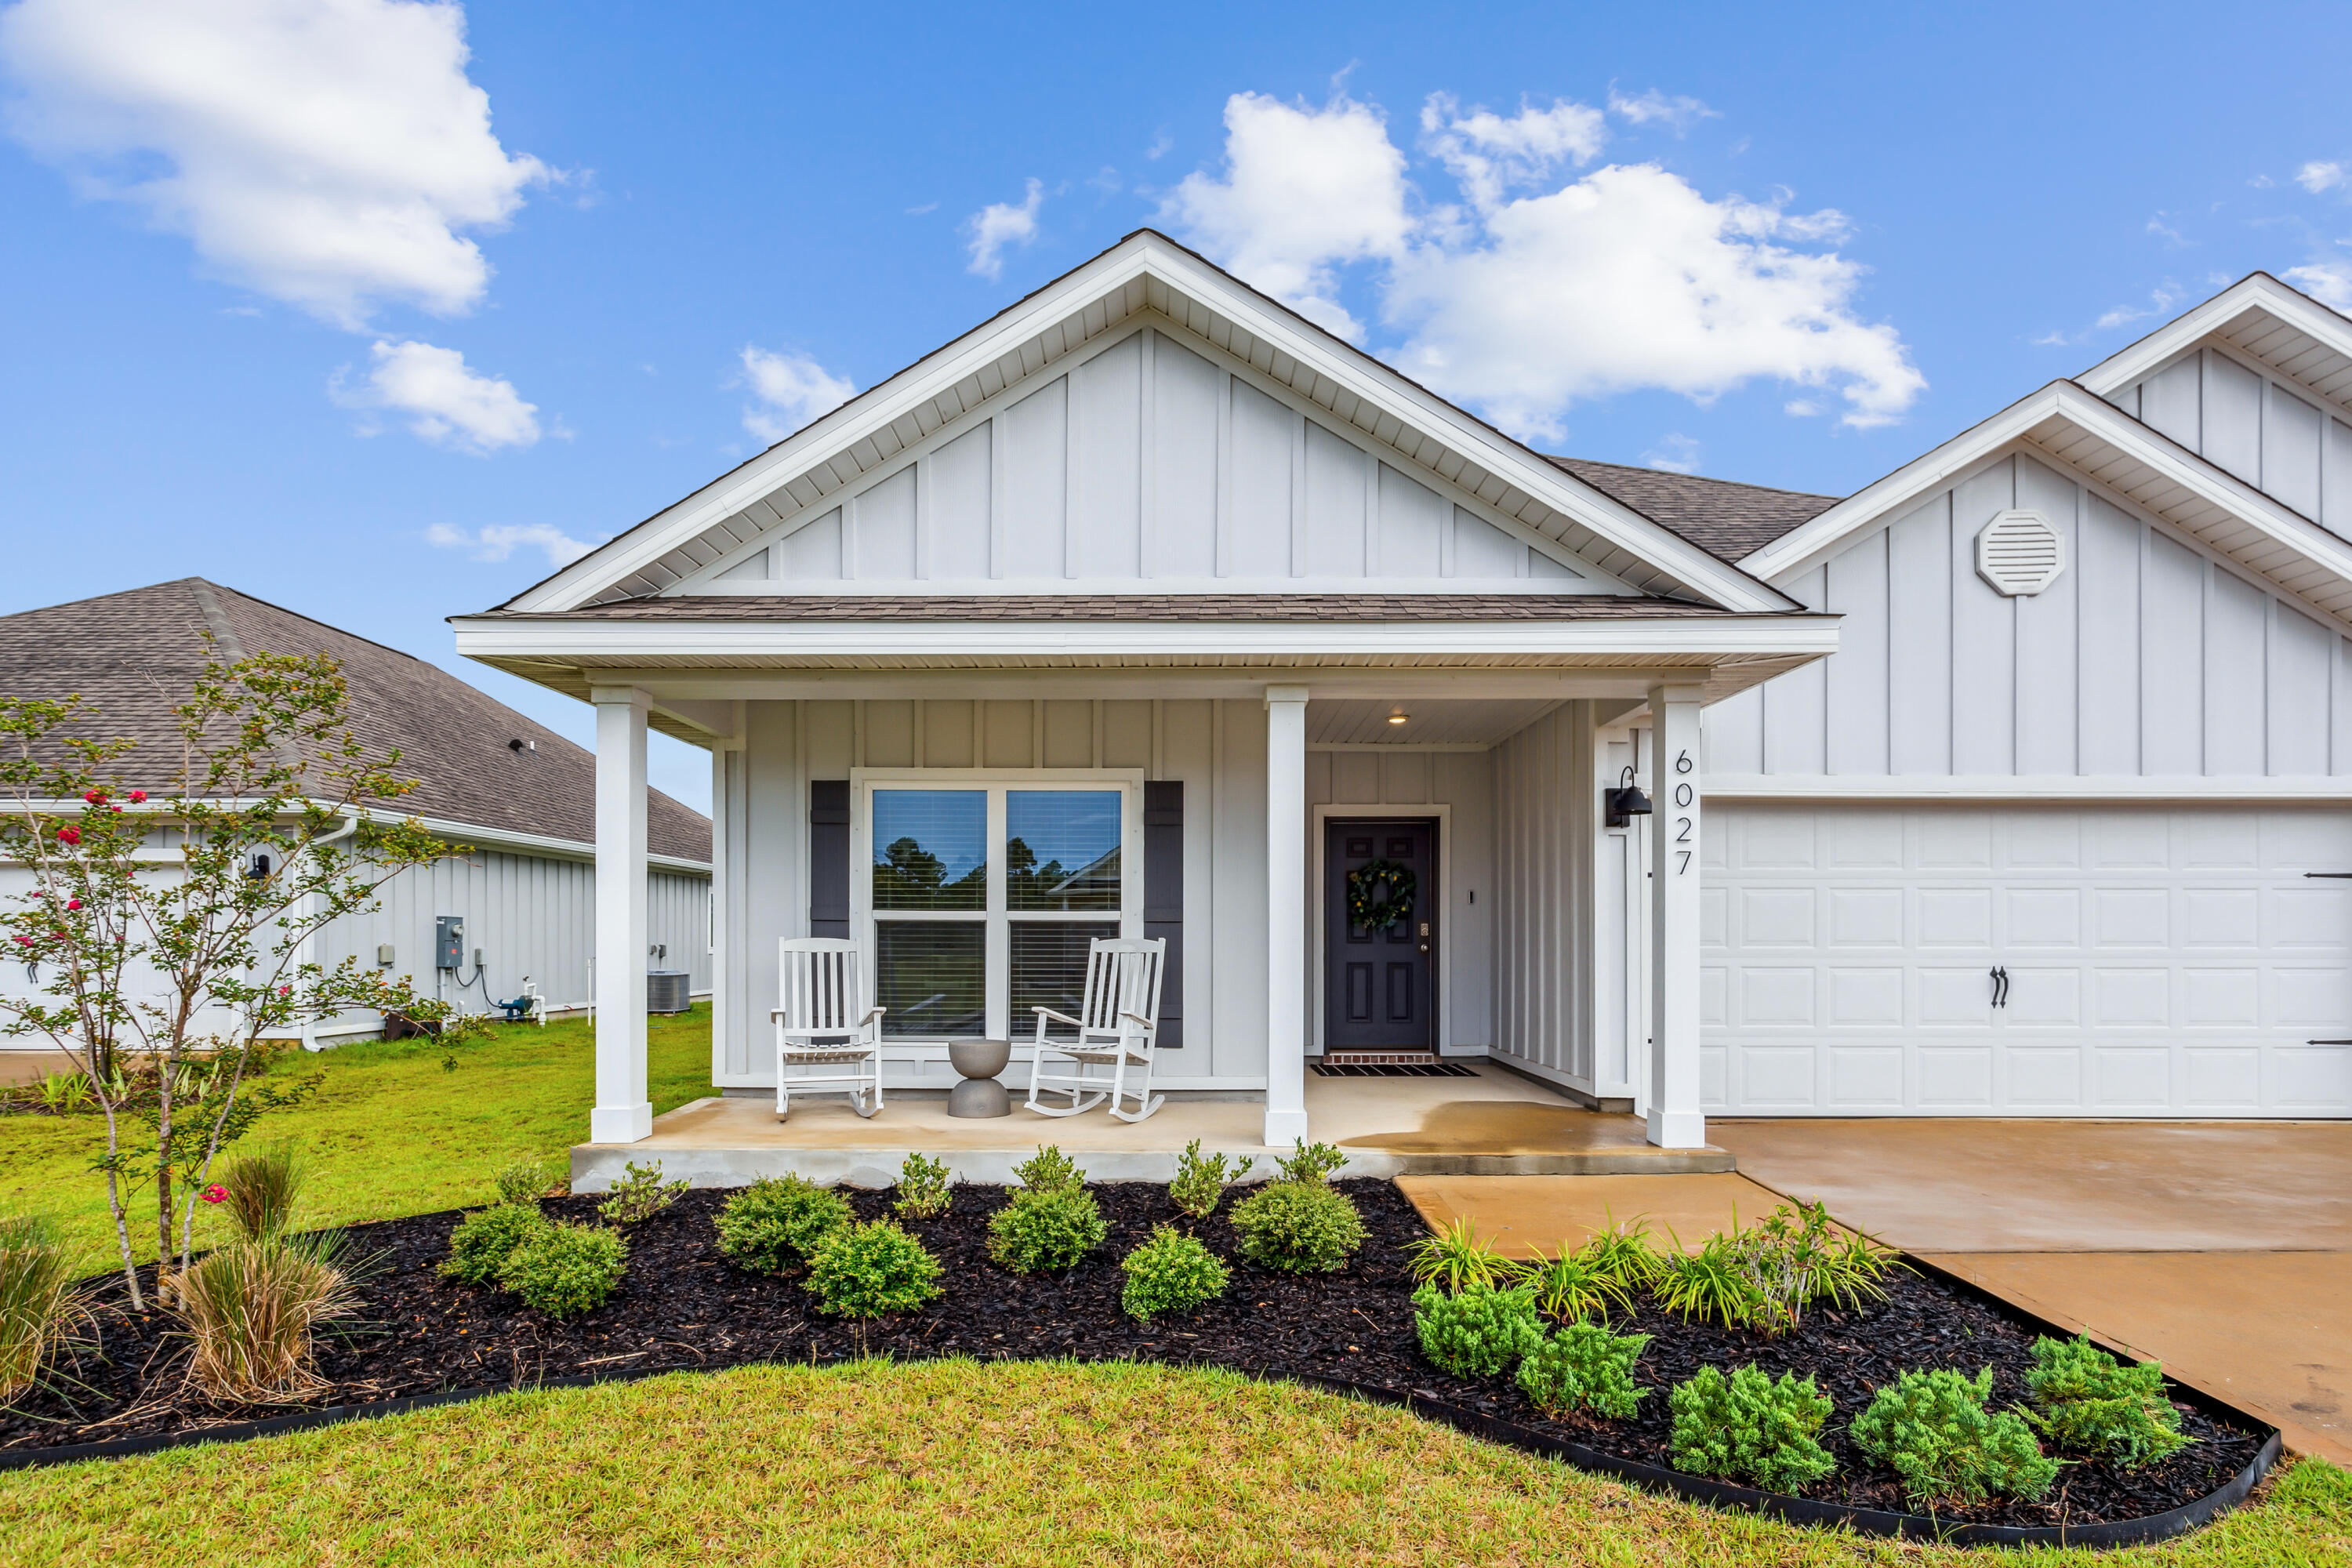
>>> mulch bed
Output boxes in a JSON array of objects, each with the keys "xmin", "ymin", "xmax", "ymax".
[{"xmin": 4, "ymin": 1181, "xmax": 2262, "ymax": 1528}]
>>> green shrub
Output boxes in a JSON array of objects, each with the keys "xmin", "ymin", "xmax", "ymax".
[
  {"xmin": 2025, "ymin": 1335, "xmax": 2190, "ymax": 1468},
  {"xmin": 892, "ymin": 1152, "xmax": 953, "ymax": 1220},
  {"xmin": 1404, "ymin": 1216, "xmax": 1515, "ymax": 1294},
  {"xmin": 1515, "ymin": 1242, "xmax": 1638, "ymax": 1325},
  {"xmin": 492, "ymin": 1158, "xmax": 557, "ymax": 1207},
  {"xmin": 804, "ymin": 1220, "xmax": 943, "ymax": 1319},
  {"xmin": 1851, "ymin": 1367, "xmax": 2059, "ymax": 1506},
  {"xmin": 1517, "ymin": 1321, "xmax": 1651, "ymax": 1419},
  {"xmin": 441, "ymin": 1202, "xmax": 554, "ymax": 1286},
  {"xmin": 499, "ymin": 1222, "xmax": 629, "ymax": 1319},
  {"xmin": 1412, "ymin": 1281, "xmax": 1544, "ymax": 1379},
  {"xmin": 1272, "ymin": 1139, "xmax": 1347, "ymax": 1185},
  {"xmin": 986, "ymin": 1185, "xmax": 1107, "ymax": 1273},
  {"xmin": 713, "ymin": 1175, "xmax": 853, "ymax": 1276},
  {"xmin": 1668, "ymin": 1365, "xmax": 1837, "ymax": 1494},
  {"xmin": 1120, "ymin": 1225, "xmax": 1230, "ymax": 1323},
  {"xmin": 1168, "ymin": 1138, "xmax": 1253, "ymax": 1219},
  {"xmin": 1229, "ymin": 1181, "xmax": 1366, "ymax": 1274},
  {"xmin": 598, "ymin": 1160, "xmax": 688, "ymax": 1225},
  {"xmin": 0, "ymin": 1214, "xmax": 88, "ymax": 1402},
  {"xmin": 1011, "ymin": 1145, "xmax": 1084, "ymax": 1192},
  {"xmin": 1733, "ymin": 1200, "xmax": 1900, "ymax": 1331}
]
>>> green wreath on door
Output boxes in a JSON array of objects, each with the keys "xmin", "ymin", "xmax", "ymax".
[{"xmin": 1345, "ymin": 858, "xmax": 1417, "ymax": 932}]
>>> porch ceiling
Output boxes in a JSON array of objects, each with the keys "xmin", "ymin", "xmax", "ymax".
[{"xmin": 1306, "ymin": 697, "xmax": 1561, "ymax": 746}]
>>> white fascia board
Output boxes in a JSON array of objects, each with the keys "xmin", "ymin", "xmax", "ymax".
[
  {"xmin": 452, "ymin": 613, "xmax": 1838, "ymax": 662},
  {"xmin": 1710, "ymin": 773, "xmax": 2352, "ymax": 802},
  {"xmin": 2077, "ymin": 273, "xmax": 2352, "ymax": 397},
  {"xmin": 508, "ymin": 233, "xmax": 1793, "ymax": 615},
  {"xmin": 1740, "ymin": 382, "xmax": 2352, "ymax": 597}
]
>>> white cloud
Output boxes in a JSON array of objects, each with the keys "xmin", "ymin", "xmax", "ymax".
[
  {"xmin": 335, "ymin": 339, "xmax": 540, "ymax": 452},
  {"xmin": 1607, "ymin": 88, "xmax": 1719, "ymax": 133},
  {"xmin": 2296, "ymin": 161, "xmax": 2346, "ymax": 195},
  {"xmin": 737, "ymin": 347, "xmax": 855, "ymax": 445},
  {"xmin": 1642, "ymin": 434, "xmax": 1700, "ymax": 474},
  {"xmin": 1421, "ymin": 94, "xmax": 1606, "ymax": 213},
  {"xmin": 425, "ymin": 522, "xmax": 593, "ymax": 565},
  {"xmin": 2286, "ymin": 261, "xmax": 2352, "ymax": 309},
  {"xmin": 1164, "ymin": 89, "xmax": 1922, "ymax": 439},
  {"xmin": 964, "ymin": 177, "xmax": 1044, "ymax": 280},
  {"xmin": 0, "ymin": 0, "xmax": 547, "ymax": 329},
  {"xmin": 1158, "ymin": 93, "xmax": 1412, "ymax": 337}
]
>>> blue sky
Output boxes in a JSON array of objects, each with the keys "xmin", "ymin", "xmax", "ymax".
[{"xmin": 5, "ymin": 0, "xmax": 2351, "ymax": 811}]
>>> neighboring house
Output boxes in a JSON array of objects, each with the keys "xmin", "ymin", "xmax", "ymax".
[
  {"xmin": 0, "ymin": 579, "xmax": 711, "ymax": 1071},
  {"xmin": 452, "ymin": 231, "xmax": 2350, "ymax": 1152}
]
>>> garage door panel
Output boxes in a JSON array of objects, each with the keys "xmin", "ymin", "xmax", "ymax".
[{"xmin": 1704, "ymin": 802, "xmax": 2349, "ymax": 1117}]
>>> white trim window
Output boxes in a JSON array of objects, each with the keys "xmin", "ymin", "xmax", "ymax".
[{"xmin": 849, "ymin": 770, "xmax": 1144, "ymax": 1042}]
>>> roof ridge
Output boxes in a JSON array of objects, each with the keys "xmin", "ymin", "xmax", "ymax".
[{"xmin": 1542, "ymin": 453, "xmax": 1844, "ymax": 503}]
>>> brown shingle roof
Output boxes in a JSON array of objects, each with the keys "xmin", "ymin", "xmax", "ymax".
[
  {"xmin": 0, "ymin": 580, "xmax": 710, "ymax": 862},
  {"xmin": 1543, "ymin": 456, "xmax": 1842, "ymax": 564},
  {"xmin": 485, "ymin": 593, "xmax": 1780, "ymax": 622}
]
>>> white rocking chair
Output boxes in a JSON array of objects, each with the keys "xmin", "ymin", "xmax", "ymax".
[
  {"xmin": 771, "ymin": 937, "xmax": 885, "ymax": 1120},
  {"xmin": 1024, "ymin": 936, "xmax": 1167, "ymax": 1123}
]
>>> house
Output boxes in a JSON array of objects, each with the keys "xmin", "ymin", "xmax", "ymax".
[
  {"xmin": 0, "ymin": 579, "xmax": 712, "ymax": 1074},
  {"xmin": 453, "ymin": 232, "xmax": 2351, "ymax": 1158}
]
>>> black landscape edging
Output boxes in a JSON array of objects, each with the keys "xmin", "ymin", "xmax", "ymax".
[{"xmin": 0, "ymin": 1339, "xmax": 2284, "ymax": 1548}]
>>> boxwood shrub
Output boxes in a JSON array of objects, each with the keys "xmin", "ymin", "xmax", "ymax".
[
  {"xmin": 1229, "ymin": 1181, "xmax": 1366, "ymax": 1273},
  {"xmin": 441, "ymin": 1203, "xmax": 554, "ymax": 1286},
  {"xmin": 1120, "ymin": 1225, "xmax": 1229, "ymax": 1323},
  {"xmin": 805, "ymin": 1220, "xmax": 944, "ymax": 1319},
  {"xmin": 986, "ymin": 1185, "xmax": 1107, "ymax": 1273},
  {"xmin": 498, "ymin": 1222, "xmax": 629, "ymax": 1320},
  {"xmin": 714, "ymin": 1174, "xmax": 853, "ymax": 1276}
]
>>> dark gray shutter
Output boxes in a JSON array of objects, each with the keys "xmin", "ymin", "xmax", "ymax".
[
  {"xmin": 809, "ymin": 780, "xmax": 850, "ymax": 939},
  {"xmin": 1143, "ymin": 780, "xmax": 1182, "ymax": 1049}
]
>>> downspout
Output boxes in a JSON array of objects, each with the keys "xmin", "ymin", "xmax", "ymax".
[{"xmin": 296, "ymin": 810, "xmax": 361, "ymax": 1052}]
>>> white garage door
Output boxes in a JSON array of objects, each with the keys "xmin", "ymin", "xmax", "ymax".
[{"xmin": 1701, "ymin": 802, "xmax": 2352, "ymax": 1116}]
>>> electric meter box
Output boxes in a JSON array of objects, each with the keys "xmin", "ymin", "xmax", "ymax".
[{"xmin": 434, "ymin": 916, "xmax": 464, "ymax": 971}]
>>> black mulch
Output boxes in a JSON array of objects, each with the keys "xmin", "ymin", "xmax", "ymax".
[{"xmin": 3, "ymin": 1181, "xmax": 2263, "ymax": 1528}]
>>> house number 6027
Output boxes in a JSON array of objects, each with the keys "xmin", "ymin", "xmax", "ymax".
[{"xmin": 1672, "ymin": 750, "xmax": 1696, "ymax": 873}]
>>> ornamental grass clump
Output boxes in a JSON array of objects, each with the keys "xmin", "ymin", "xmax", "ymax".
[
  {"xmin": 441, "ymin": 1203, "xmax": 555, "ymax": 1287},
  {"xmin": 805, "ymin": 1220, "xmax": 942, "ymax": 1319},
  {"xmin": 1168, "ymin": 1138, "xmax": 1253, "ymax": 1220},
  {"xmin": 1229, "ymin": 1180, "xmax": 1366, "ymax": 1273},
  {"xmin": 1403, "ymin": 1217, "xmax": 1515, "ymax": 1295},
  {"xmin": 1653, "ymin": 1232, "xmax": 1768, "ymax": 1330},
  {"xmin": 212, "ymin": 1142, "xmax": 305, "ymax": 1242},
  {"xmin": 892, "ymin": 1152, "xmax": 953, "ymax": 1220},
  {"xmin": 2024, "ymin": 1334, "xmax": 2190, "ymax": 1468},
  {"xmin": 498, "ymin": 1221, "xmax": 629, "ymax": 1320},
  {"xmin": 714, "ymin": 1175, "xmax": 852, "ymax": 1276},
  {"xmin": 1517, "ymin": 1322, "xmax": 1651, "ymax": 1420},
  {"xmin": 0, "ymin": 1214, "xmax": 89, "ymax": 1403},
  {"xmin": 1851, "ymin": 1367, "xmax": 2059, "ymax": 1506},
  {"xmin": 176, "ymin": 1231, "xmax": 358, "ymax": 1402},
  {"xmin": 597, "ymin": 1160, "xmax": 688, "ymax": 1225},
  {"xmin": 1668, "ymin": 1365, "xmax": 1837, "ymax": 1494},
  {"xmin": 1120, "ymin": 1225, "xmax": 1229, "ymax": 1323},
  {"xmin": 987, "ymin": 1185, "xmax": 1107, "ymax": 1274},
  {"xmin": 1412, "ymin": 1281, "xmax": 1544, "ymax": 1379}
]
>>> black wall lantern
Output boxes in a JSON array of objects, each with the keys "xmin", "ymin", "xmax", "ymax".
[{"xmin": 1603, "ymin": 766, "xmax": 1653, "ymax": 829}]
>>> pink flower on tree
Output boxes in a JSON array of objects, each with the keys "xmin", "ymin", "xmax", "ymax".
[
  {"xmin": 200, "ymin": 1185, "xmax": 227, "ymax": 1204},
  {"xmin": 65, "ymin": 899, "xmax": 81, "ymax": 911},
  {"xmin": 127, "ymin": 789, "xmax": 147, "ymax": 804},
  {"xmin": 56, "ymin": 826, "xmax": 80, "ymax": 845},
  {"xmin": 82, "ymin": 789, "xmax": 107, "ymax": 806}
]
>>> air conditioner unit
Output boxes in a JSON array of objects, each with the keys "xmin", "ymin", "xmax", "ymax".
[{"xmin": 647, "ymin": 970, "xmax": 692, "ymax": 1014}]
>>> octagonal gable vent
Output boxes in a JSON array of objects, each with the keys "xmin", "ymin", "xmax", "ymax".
[{"xmin": 1976, "ymin": 510, "xmax": 2065, "ymax": 596}]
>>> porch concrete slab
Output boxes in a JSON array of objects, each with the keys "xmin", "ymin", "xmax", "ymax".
[
  {"xmin": 1711, "ymin": 1118, "xmax": 2352, "ymax": 1252},
  {"xmin": 1922, "ymin": 1251, "xmax": 2352, "ymax": 1468},
  {"xmin": 1396, "ymin": 1173, "xmax": 1788, "ymax": 1259}
]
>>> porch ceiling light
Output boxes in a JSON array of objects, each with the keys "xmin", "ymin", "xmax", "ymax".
[
  {"xmin": 1385, "ymin": 713, "xmax": 1409, "ymax": 725},
  {"xmin": 1604, "ymin": 766, "xmax": 1653, "ymax": 829}
]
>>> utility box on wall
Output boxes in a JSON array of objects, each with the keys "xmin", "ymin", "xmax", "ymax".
[{"xmin": 434, "ymin": 916, "xmax": 464, "ymax": 971}]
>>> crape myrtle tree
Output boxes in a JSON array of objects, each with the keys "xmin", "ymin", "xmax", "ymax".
[{"xmin": 0, "ymin": 639, "xmax": 477, "ymax": 1307}]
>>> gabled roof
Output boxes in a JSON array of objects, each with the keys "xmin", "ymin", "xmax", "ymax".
[
  {"xmin": 1542, "ymin": 457, "xmax": 1842, "ymax": 564},
  {"xmin": 1740, "ymin": 382, "xmax": 2352, "ymax": 624},
  {"xmin": 2080, "ymin": 271, "xmax": 2352, "ymax": 412},
  {"xmin": 0, "ymin": 579, "xmax": 710, "ymax": 863},
  {"xmin": 499, "ymin": 229, "xmax": 1798, "ymax": 617}
]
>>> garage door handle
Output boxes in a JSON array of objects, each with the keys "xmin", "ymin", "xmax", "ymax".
[
  {"xmin": 2305, "ymin": 872, "xmax": 2352, "ymax": 878},
  {"xmin": 1990, "ymin": 967, "xmax": 2009, "ymax": 1008},
  {"xmin": 2308, "ymin": 1039, "xmax": 2352, "ymax": 1045}
]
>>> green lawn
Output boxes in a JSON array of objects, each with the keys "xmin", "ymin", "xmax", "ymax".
[
  {"xmin": 2, "ymin": 1010, "xmax": 2344, "ymax": 1564},
  {"xmin": 0, "ymin": 1004, "xmax": 714, "ymax": 1265},
  {"xmin": 2, "ymin": 1359, "xmax": 2345, "ymax": 1566}
]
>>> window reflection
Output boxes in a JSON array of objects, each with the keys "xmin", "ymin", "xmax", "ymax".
[
  {"xmin": 873, "ymin": 790, "xmax": 985, "ymax": 910},
  {"xmin": 1006, "ymin": 791, "xmax": 1121, "ymax": 911}
]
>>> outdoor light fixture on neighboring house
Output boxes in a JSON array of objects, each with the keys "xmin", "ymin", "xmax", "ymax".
[{"xmin": 1604, "ymin": 766, "xmax": 1653, "ymax": 829}]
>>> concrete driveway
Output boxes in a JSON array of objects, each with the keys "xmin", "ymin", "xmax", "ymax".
[{"xmin": 1713, "ymin": 1118, "xmax": 2352, "ymax": 1467}]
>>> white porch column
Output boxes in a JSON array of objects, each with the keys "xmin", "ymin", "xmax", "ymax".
[
  {"xmin": 1263, "ymin": 684, "xmax": 1310, "ymax": 1147},
  {"xmin": 1646, "ymin": 683, "xmax": 1706, "ymax": 1149},
  {"xmin": 590, "ymin": 686, "xmax": 652, "ymax": 1144}
]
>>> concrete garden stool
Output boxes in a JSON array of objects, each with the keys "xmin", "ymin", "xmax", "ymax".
[{"xmin": 945, "ymin": 1039, "xmax": 1013, "ymax": 1118}]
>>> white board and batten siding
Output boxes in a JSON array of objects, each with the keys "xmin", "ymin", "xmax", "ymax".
[
  {"xmin": 692, "ymin": 327, "xmax": 1626, "ymax": 594},
  {"xmin": 1700, "ymin": 444, "xmax": 2352, "ymax": 1118},
  {"xmin": 2109, "ymin": 343, "xmax": 2352, "ymax": 536}
]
